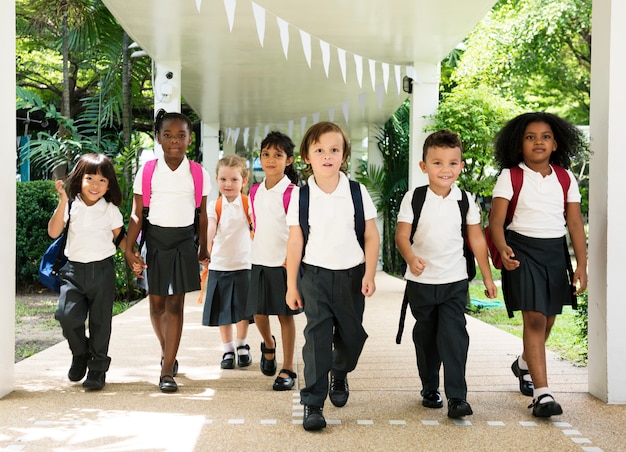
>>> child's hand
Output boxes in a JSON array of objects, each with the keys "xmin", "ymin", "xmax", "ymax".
[
  {"xmin": 361, "ymin": 276, "xmax": 376, "ymax": 297},
  {"xmin": 500, "ymin": 246, "xmax": 520, "ymax": 271},
  {"xmin": 286, "ymin": 287, "xmax": 303, "ymax": 310},
  {"xmin": 408, "ymin": 256, "xmax": 426, "ymax": 276},
  {"xmin": 572, "ymin": 266, "xmax": 588, "ymax": 295},
  {"xmin": 125, "ymin": 249, "xmax": 147, "ymax": 278},
  {"xmin": 198, "ymin": 247, "xmax": 210, "ymax": 266},
  {"xmin": 483, "ymin": 279, "xmax": 498, "ymax": 299},
  {"xmin": 54, "ymin": 180, "xmax": 68, "ymax": 199}
]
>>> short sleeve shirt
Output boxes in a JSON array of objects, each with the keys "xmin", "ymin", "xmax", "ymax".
[
  {"xmin": 207, "ymin": 193, "xmax": 252, "ymax": 271},
  {"xmin": 286, "ymin": 173, "xmax": 377, "ymax": 270},
  {"xmin": 397, "ymin": 184, "xmax": 481, "ymax": 284}
]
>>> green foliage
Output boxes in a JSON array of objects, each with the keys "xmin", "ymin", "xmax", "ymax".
[
  {"xmin": 426, "ymin": 86, "xmax": 523, "ymax": 198},
  {"xmin": 453, "ymin": 0, "xmax": 591, "ymax": 124},
  {"xmin": 16, "ymin": 180, "xmax": 59, "ymax": 290},
  {"xmin": 574, "ymin": 290, "xmax": 588, "ymax": 362},
  {"xmin": 357, "ymin": 100, "xmax": 410, "ymax": 275}
]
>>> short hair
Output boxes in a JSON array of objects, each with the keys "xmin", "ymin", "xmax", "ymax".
[
  {"xmin": 261, "ymin": 131, "xmax": 298, "ymax": 184},
  {"xmin": 422, "ymin": 130, "xmax": 462, "ymax": 161},
  {"xmin": 299, "ymin": 122, "xmax": 350, "ymax": 175},
  {"xmin": 65, "ymin": 153, "xmax": 122, "ymax": 206},
  {"xmin": 154, "ymin": 109, "xmax": 192, "ymax": 135}
]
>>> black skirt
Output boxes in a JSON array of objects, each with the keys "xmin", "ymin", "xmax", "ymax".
[
  {"xmin": 145, "ymin": 224, "xmax": 200, "ymax": 296},
  {"xmin": 202, "ymin": 269, "xmax": 253, "ymax": 326},
  {"xmin": 246, "ymin": 264, "xmax": 303, "ymax": 317},
  {"xmin": 502, "ymin": 231, "xmax": 576, "ymax": 318}
]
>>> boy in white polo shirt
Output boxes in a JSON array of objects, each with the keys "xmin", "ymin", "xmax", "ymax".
[
  {"xmin": 395, "ymin": 130, "xmax": 497, "ymax": 418},
  {"xmin": 286, "ymin": 121, "xmax": 379, "ymax": 432}
]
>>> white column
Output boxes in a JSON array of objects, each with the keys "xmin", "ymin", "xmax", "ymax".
[
  {"xmin": 588, "ymin": 0, "xmax": 626, "ymax": 403},
  {"xmin": 201, "ymin": 122, "xmax": 220, "ymax": 202},
  {"xmin": 153, "ymin": 61, "xmax": 181, "ymax": 158},
  {"xmin": 367, "ymin": 126, "xmax": 384, "ymax": 270},
  {"xmin": 408, "ymin": 63, "xmax": 440, "ymax": 189},
  {"xmin": 0, "ymin": 1, "xmax": 16, "ymax": 397}
]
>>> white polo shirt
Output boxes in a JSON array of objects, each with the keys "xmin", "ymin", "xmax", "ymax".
[
  {"xmin": 133, "ymin": 157, "xmax": 211, "ymax": 228},
  {"xmin": 397, "ymin": 184, "xmax": 481, "ymax": 284},
  {"xmin": 63, "ymin": 195, "xmax": 123, "ymax": 263},
  {"xmin": 208, "ymin": 193, "xmax": 252, "ymax": 271},
  {"xmin": 251, "ymin": 175, "xmax": 299, "ymax": 267},
  {"xmin": 492, "ymin": 163, "xmax": 581, "ymax": 239},
  {"xmin": 286, "ymin": 173, "xmax": 377, "ymax": 270}
]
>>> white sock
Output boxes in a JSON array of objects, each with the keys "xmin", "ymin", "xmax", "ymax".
[
  {"xmin": 223, "ymin": 342, "xmax": 235, "ymax": 354},
  {"xmin": 533, "ymin": 387, "xmax": 554, "ymax": 403},
  {"xmin": 236, "ymin": 338, "xmax": 249, "ymax": 355},
  {"xmin": 518, "ymin": 356, "xmax": 532, "ymax": 382}
]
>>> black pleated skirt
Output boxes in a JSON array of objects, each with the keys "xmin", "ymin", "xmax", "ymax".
[
  {"xmin": 246, "ymin": 264, "xmax": 303, "ymax": 317},
  {"xmin": 145, "ymin": 224, "xmax": 200, "ymax": 296},
  {"xmin": 202, "ymin": 269, "xmax": 253, "ymax": 326},
  {"xmin": 502, "ymin": 231, "xmax": 576, "ymax": 318}
]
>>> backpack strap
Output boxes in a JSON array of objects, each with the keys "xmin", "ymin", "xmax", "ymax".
[
  {"xmin": 215, "ymin": 195, "xmax": 223, "ymax": 224},
  {"xmin": 459, "ymin": 190, "xmax": 476, "ymax": 281},
  {"xmin": 505, "ymin": 165, "xmax": 524, "ymax": 222},
  {"xmin": 298, "ymin": 180, "xmax": 366, "ymax": 257},
  {"xmin": 141, "ymin": 159, "xmax": 158, "ymax": 208},
  {"xmin": 52, "ymin": 199, "xmax": 73, "ymax": 274},
  {"xmin": 189, "ymin": 161, "xmax": 204, "ymax": 208},
  {"xmin": 249, "ymin": 183, "xmax": 260, "ymax": 229},
  {"xmin": 552, "ymin": 165, "xmax": 571, "ymax": 215},
  {"xmin": 408, "ymin": 186, "xmax": 428, "ymax": 245},
  {"xmin": 283, "ymin": 183, "xmax": 295, "ymax": 213},
  {"xmin": 215, "ymin": 194, "xmax": 254, "ymax": 238}
]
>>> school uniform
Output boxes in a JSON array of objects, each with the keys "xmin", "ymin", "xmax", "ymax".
[
  {"xmin": 202, "ymin": 193, "xmax": 253, "ymax": 326},
  {"xmin": 246, "ymin": 175, "xmax": 302, "ymax": 317},
  {"xmin": 493, "ymin": 163, "xmax": 581, "ymax": 317},
  {"xmin": 397, "ymin": 184, "xmax": 481, "ymax": 401},
  {"xmin": 55, "ymin": 195, "xmax": 123, "ymax": 372},
  {"xmin": 286, "ymin": 173, "xmax": 377, "ymax": 408},
  {"xmin": 132, "ymin": 157, "xmax": 211, "ymax": 295}
]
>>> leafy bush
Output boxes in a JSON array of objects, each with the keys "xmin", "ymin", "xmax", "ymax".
[
  {"xmin": 16, "ymin": 180, "xmax": 59, "ymax": 290},
  {"xmin": 574, "ymin": 290, "xmax": 588, "ymax": 362}
]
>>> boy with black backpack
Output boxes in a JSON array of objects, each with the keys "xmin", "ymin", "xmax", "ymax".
[{"xmin": 395, "ymin": 129, "xmax": 497, "ymax": 418}]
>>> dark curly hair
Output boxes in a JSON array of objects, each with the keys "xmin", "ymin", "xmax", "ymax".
[
  {"xmin": 154, "ymin": 108, "xmax": 192, "ymax": 135},
  {"xmin": 65, "ymin": 153, "xmax": 122, "ymax": 206},
  {"xmin": 260, "ymin": 131, "xmax": 299, "ymax": 184},
  {"xmin": 494, "ymin": 112, "xmax": 587, "ymax": 170}
]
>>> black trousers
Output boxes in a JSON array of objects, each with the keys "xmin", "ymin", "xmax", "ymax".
[
  {"xmin": 55, "ymin": 257, "xmax": 115, "ymax": 372},
  {"xmin": 299, "ymin": 263, "xmax": 368, "ymax": 407},
  {"xmin": 406, "ymin": 279, "xmax": 469, "ymax": 401}
]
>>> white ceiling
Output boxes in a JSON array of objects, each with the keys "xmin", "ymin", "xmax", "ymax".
[{"xmin": 103, "ymin": 0, "xmax": 496, "ymax": 144}]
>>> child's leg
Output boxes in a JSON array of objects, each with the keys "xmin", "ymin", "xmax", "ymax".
[
  {"xmin": 436, "ymin": 281, "xmax": 469, "ymax": 401},
  {"xmin": 278, "ymin": 314, "xmax": 296, "ymax": 374},
  {"xmin": 85, "ymin": 262, "xmax": 115, "ymax": 373},
  {"xmin": 521, "ymin": 311, "xmax": 556, "ymax": 391},
  {"xmin": 219, "ymin": 324, "xmax": 234, "ymax": 346},
  {"xmin": 149, "ymin": 294, "xmax": 167, "ymax": 357},
  {"xmin": 253, "ymin": 314, "xmax": 275, "ymax": 357},
  {"xmin": 235, "ymin": 319, "xmax": 250, "ymax": 341},
  {"xmin": 160, "ymin": 294, "xmax": 185, "ymax": 377}
]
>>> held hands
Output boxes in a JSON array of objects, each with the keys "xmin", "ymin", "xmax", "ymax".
[
  {"xmin": 408, "ymin": 256, "xmax": 427, "ymax": 276},
  {"xmin": 124, "ymin": 249, "xmax": 147, "ymax": 278}
]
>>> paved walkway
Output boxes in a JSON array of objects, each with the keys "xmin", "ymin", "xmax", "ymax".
[{"xmin": 1, "ymin": 272, "xmax": 624, "ymax": 451}]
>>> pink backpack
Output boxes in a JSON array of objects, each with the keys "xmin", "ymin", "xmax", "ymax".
[{"xmin": 248, "ymin": 182, "xmax": 295, "ymax": 229}]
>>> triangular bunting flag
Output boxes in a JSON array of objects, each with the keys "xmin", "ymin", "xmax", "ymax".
[
  {"xmin": 358, "ymin": 92, "xmax": 366, "ymax": 117},
  {"xmin": 277, "ymin": 17, "xmax": 290, "ymax": 59},
  {"xmin": 300, "ymin": 30, "xmax": 312, "ymax": 68},
  {"xmin": 320, "ymin": 40, "xmax": 330, "ymax": 78},
  {"xmin": 342, "ymin": 100, "xmax": 349, "ymax": 124},
  {"xmin": 224, "ymin": 0, "xmax": 236, "ymax": 32},
  {"xmin": 368, "ymin": 59, "xmax": 376, "ymax": 92},
  {"xmin": 354, "ymin": 54, "xmax": 363, "ymax": 88},
  {"xmin": 394, "ymin": 65, "xmax": 402, "ymax": 96},
  {"xmin": 251, "ymin": 2, "xmax": 266, "ymax": 47},
  {"xmin": 337, "ymin": 48, "xmax": 347, "ymax": 84},
  {"xmin": 382, "ymin": 63, "xmax": 389, "ymax": 94}
]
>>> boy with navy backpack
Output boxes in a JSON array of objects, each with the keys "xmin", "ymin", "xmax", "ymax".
[
  {"xmin": 286, "ymin": 122, "xmax": 379, "ymax": 431},
  {"xmin": 395, "ymin": 129, "xmax": 497, "ymax": 418}
]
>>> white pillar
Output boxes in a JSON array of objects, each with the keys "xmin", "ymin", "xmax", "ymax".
[
  {"xmin": 201, "ymin": 122, "xmax": 220, "ymax": 202},
  {"xmin": 408, "ymin": 63, "xmax": 440, "ymax": 189},
  {"xmin": 0, "ymin": 1, "xmax": 16, "ymax": 397},
  {"xmin": 153, "ymin": 61, "xmax": 181, "ymax": 158},
  {"xmin": 367, "ymin": 125, "xmax": 384, "ymax": 270},
  {"xmin": 588, "ymin": 0, "xmax": 626, "ymax": 403}
]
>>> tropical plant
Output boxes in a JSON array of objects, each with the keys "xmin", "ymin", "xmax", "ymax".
[{"xmin": 357, "ymin": 100, "xmax": 410, "ymax": 275}]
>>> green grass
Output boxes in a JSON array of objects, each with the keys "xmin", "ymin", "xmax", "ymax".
[{"xmin": 468, "ymin": 278, "xmax": 587, "ymax": 366}]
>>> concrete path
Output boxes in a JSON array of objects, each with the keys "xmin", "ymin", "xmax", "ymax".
[{"xmin": 1, "ymin": 272, "xmax": 623, "ymax": 451}]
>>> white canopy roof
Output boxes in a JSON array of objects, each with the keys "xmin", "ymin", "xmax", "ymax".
[{"xmin": 103, "ymin": 0, "xmax": 496, "ymax": 143}]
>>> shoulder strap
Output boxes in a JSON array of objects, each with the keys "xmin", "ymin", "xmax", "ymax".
[
  {"xmin": 298, "ymin": 184, "xmax": 310, "ymax": 254},
  {"xmin": 189, "ymin": 161, "xmax": 203, "ymax": 208},
  {"xmin": 53, "ymin": 199, "xmax": 73, "ymax": 273},
  {"xmin": 349, "ymin": 180, "xmax": 366, "ymax": 251},
  {"xmin": 283, "ymin": 183, "xmax": 295, "ymax": 213},
  {"xmin": 141, "ymin": 159, "xmax": 158, "ymax": 208},
  {"xmin": 552, "ymin": 165, "xmax": 571, "ymax": 214},
  {"xmin": 215, "ymin": 195, "xmax": 223, "ymax": 224},
  {"xmin": 458, "ymin": 189, "xmax": 469, "ymax": 232},
  {"xmin": 409, "ymin": 185, "xmax": 428, "ymax": 245},
  {"xmin": 249, "ymin": 183, "xmax": 260, "ymax": 229},
  {"xmin": 506, "ymin": 166, "xmax": 524, "ymax": 221},
  {"xmin": 241, "ymin": 194, "xmax": 254, "ymax": 237}
]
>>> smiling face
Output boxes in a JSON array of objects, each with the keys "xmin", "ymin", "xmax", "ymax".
[
  {"xmin": 521, "ymin": 121, "xmax": 558, "ymax": 169},
  {"xmin": 304, "ymin": 131, "xmax": 346, "ymax": 179},
  {"xmin": 217, "ymin": 165, "xmax": 247, "ymax": 203},
  {"xmin": 157, "ymin": 118, "xmax": 193, "ymax": 163},
  {"xmin": 419, "ymin": 145, "xmax": 464, "ymax": 197},
  {"xmin": 260, "ymin": 145, "xmax": 293, "ymax": 182},
  {"xmin": 81, "ymin": 172, "xmax": 110, "ymax": 206}
]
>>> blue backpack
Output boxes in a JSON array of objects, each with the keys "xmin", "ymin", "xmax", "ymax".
[{"xmin": 39, "ymin": 200, "xmax": 73, "ymax": 292}]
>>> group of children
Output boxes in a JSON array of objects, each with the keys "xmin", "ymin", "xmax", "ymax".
[{"xmin": 48, "ymin": 110, "xmax": 587, "ymax": 431}]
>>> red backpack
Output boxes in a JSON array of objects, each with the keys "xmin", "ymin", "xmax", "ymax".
[{"xmin": 485, "ymin": 165, "xmax": 571, "ymax": 269}]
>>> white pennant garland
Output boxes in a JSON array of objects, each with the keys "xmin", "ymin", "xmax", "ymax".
[
  {"xmin": 394, "ymin": 65, "xmax": 402, "ymax": 96},
  {"xmin": 300, "ymin": 30, "xmax": 312, "ymax": 68},
  {"xmin": 195, "ymin": 0, "xmax": 202, "ymax": 13},
  {"xmin": 368, "ymin": 59, "xmax": 377, "ymax": 92},
  {"xmin": 224, "ymin": 0, "xmax": 236, "ymax": 32},
  {"xmin": 320, "ymin": 40, "xmax": 330, "ymax": 78},
  {"xmin": 251, "ymin": 2, "xmax": 266, "ymax": 47},
  {"xmin": 382, "ymin": 63, "xmax": 389, "ymax": 94},
  {"xmin": 354, "ymin": 54, "xmax": 363, "ymax": 88},
  {"xmin": 277, "ymin": 17, "xmax": 289, "ymax": 59},
  {"xmin": 337, "ymin": 48, "xmax": 347, "ymax": 84},
  {"xmin": 342, "ymin": 100, "xmax": 350, "ymax": 124}
]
